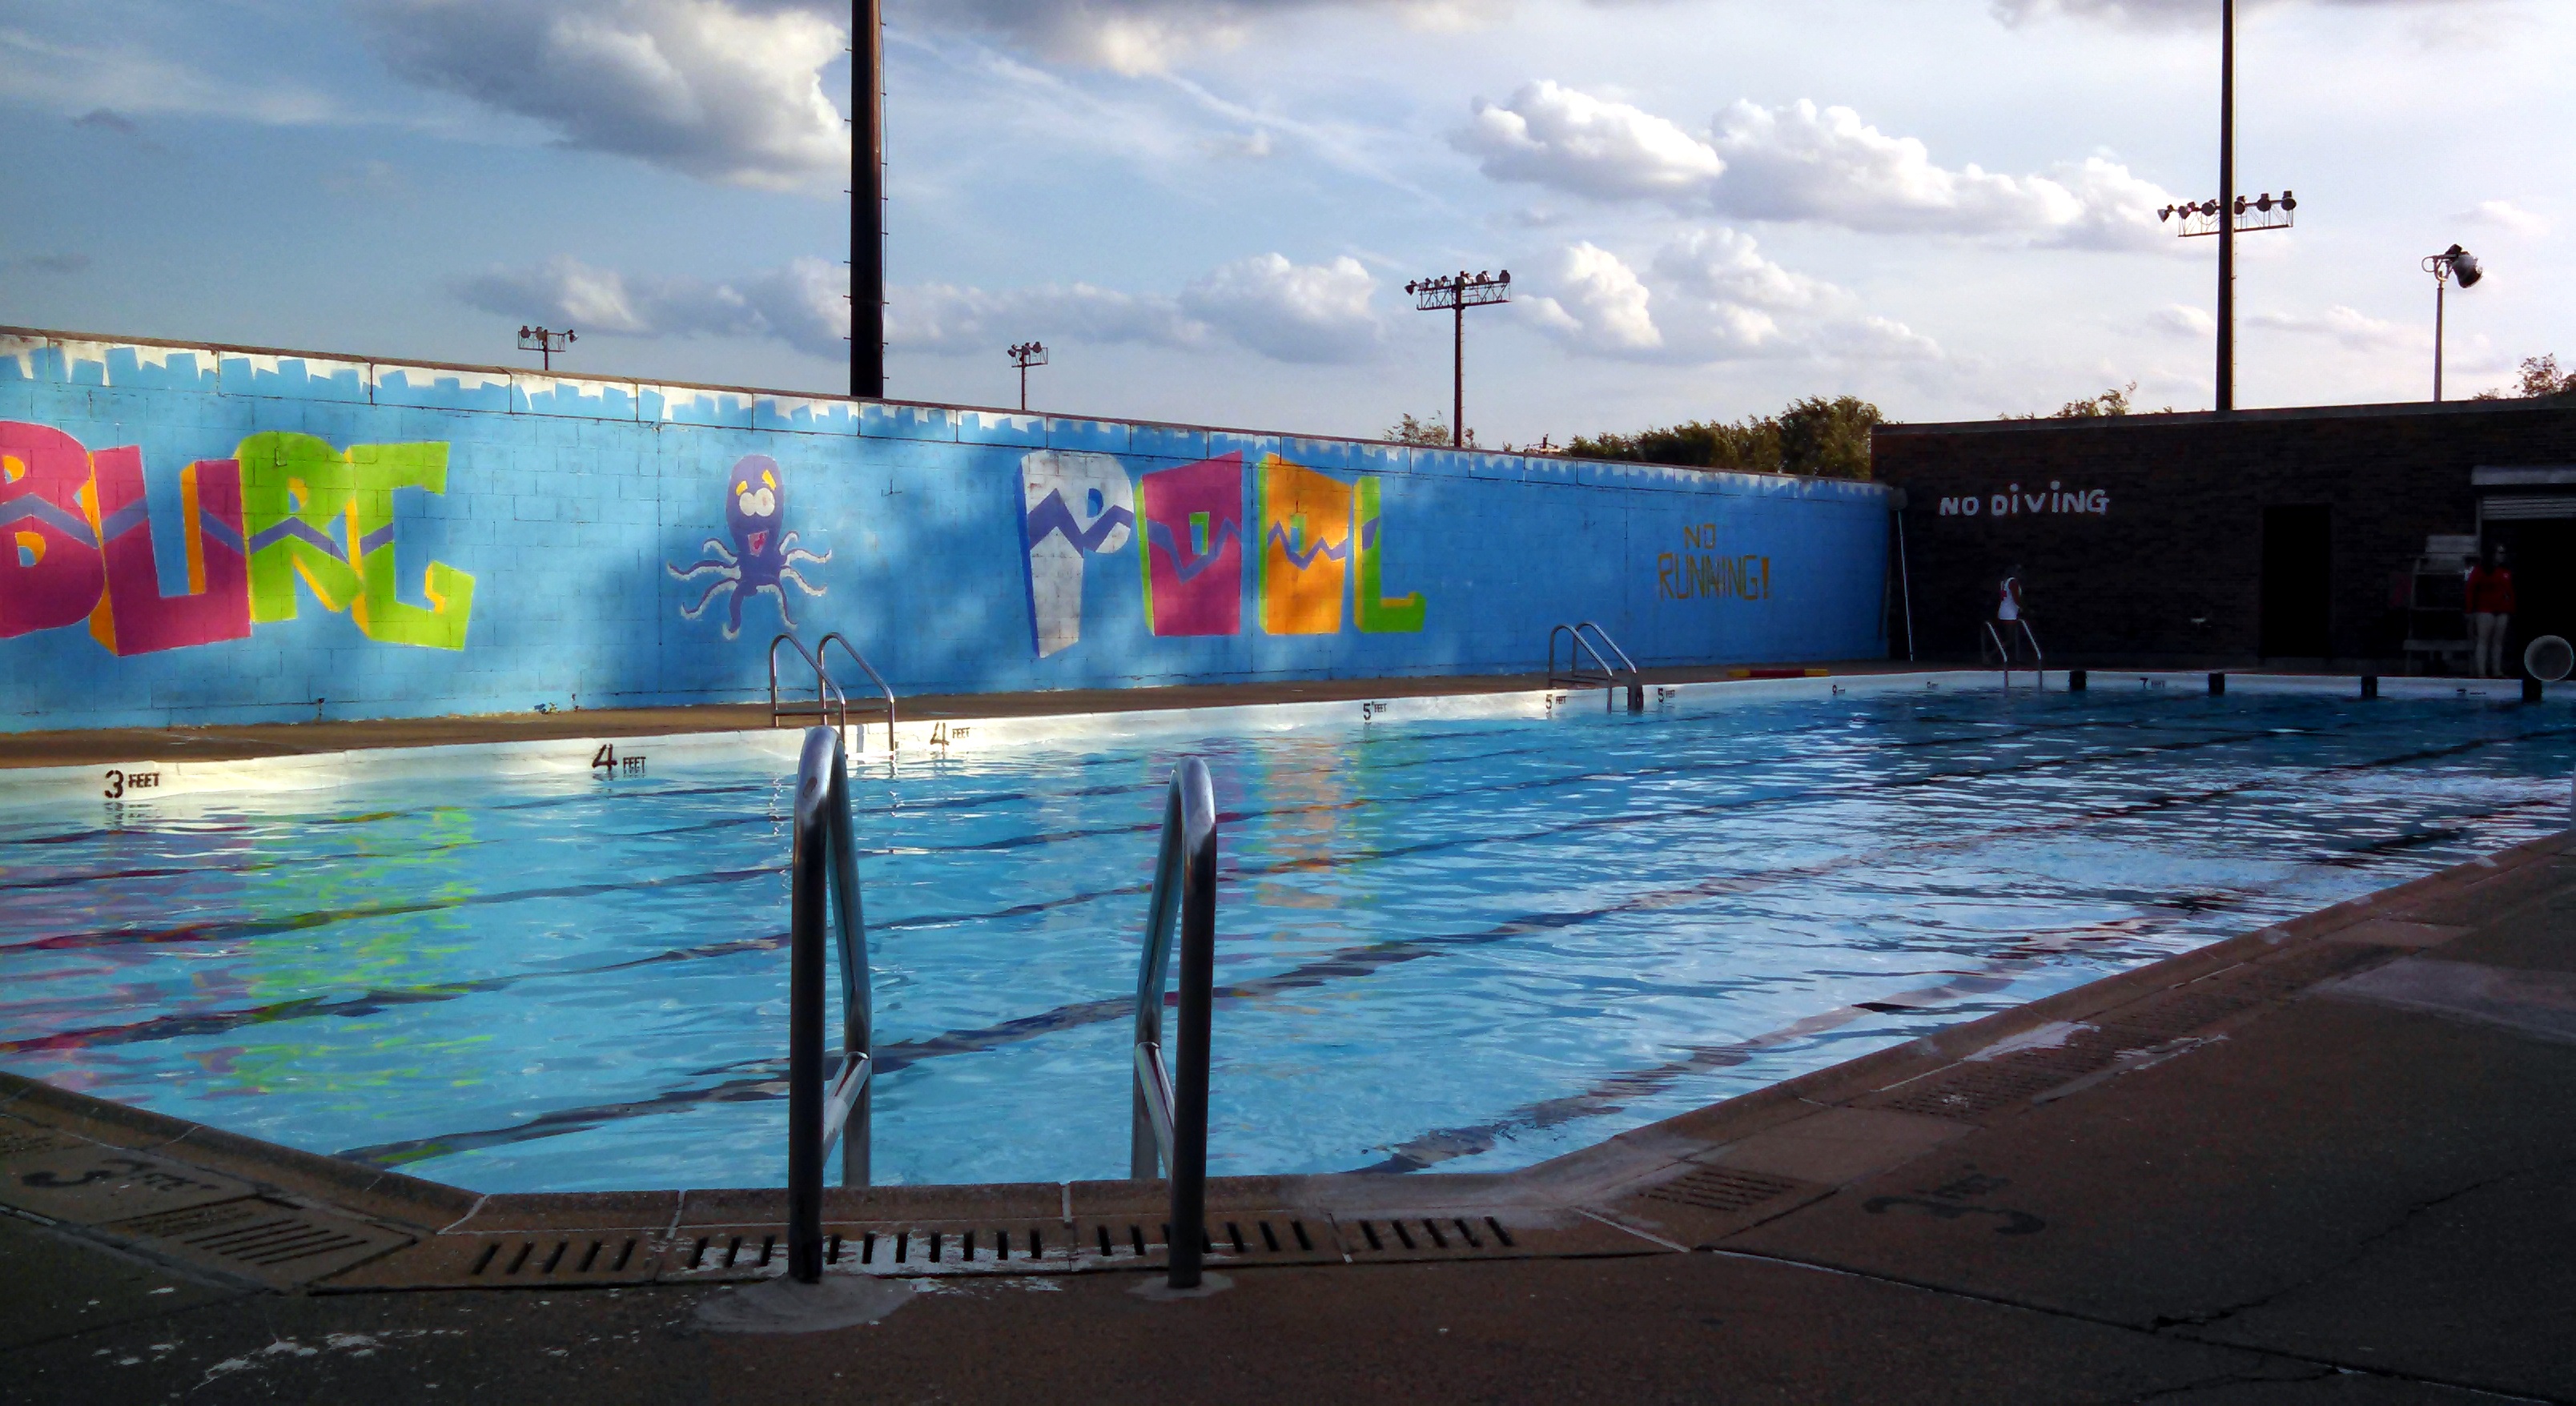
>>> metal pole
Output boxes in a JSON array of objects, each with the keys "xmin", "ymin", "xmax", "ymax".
[
  {"xmin": 1167, "ymin": 781, "xmax": 1216, "ymax": 1291},
  {"xmin": 1451, "ymin": 287, "xmax": 1465, "ymax": 448},
  {"xmin": 1019, "ymin": 360, "xmax": 1028, "ymax": 412},
  {"xmin": 2433, "ymin": 274, "xmax": 2446, "ymax": 402},
  {"xmin": 786, "ymin": 738, "xmax": 831, "ymax": 1284},
  {"xmin": 2215, "ymin": 0, "xmax": 2235, "ymax": 416},
  {"xmin": 851, "ymin": 0, "xmax": 885, "ymax": 400}
]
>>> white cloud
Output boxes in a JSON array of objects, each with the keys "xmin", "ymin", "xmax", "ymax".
[
  {"xmin": 2457, "ymin": 199, "xmax": 2550, "ymax": 236},
  {"xmin": 1457, "ymin": 80, "xmax": 1725, "ymax": 202},
  {"xmin": 455, "ymin": 255, "xmax": 852, "ymax": 357},
  {"xmin": 1520, "ymin": 233, "xmax": 1938, "ymax": 365},
  {"xmin": 1991, "ymin": 0, "xmax": 2474, "ymax": 25},
  {"xmin": 360, "ymin": 0, "xmax": 851, "ymax": 189},
  {"xmin": 1456, "ymin": 85, "xmax": 2175, "ymax": 247},
  {"xmin": 2248, "ymin": 304, "xmax": 2421, "ymax": 352},
  {"xmin": 914, "ymin": 0, "xmax": 1513, "ymax": 74},
  {"xmin": 891, "ymin": 254, "xmax": 1383, "ymax": 364},
  {"xmin": 2148, "ymin": 303, "xmax": 2216, "ymax": 337},
  {"xmin": 1179, "ymin": 254, "xmax": 1383, "ymax": 363},
  {"xmin": 0, "ymin": 26, "xmax": 341, "ymax": 125}
]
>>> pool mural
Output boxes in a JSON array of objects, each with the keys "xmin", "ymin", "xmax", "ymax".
[{"xmin": 0, "ymin": 328, "xmax": 1893, "ymax": 729}]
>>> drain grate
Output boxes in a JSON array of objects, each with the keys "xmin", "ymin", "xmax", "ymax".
[
  {"xmin": 1332, "ymin": 1209, "xmax": 1666, "ymax": 1261},
  {"xmin": 1638, "ymin": 1167, "xmax": 1801, "ymax": 1215},
  {"xmin": 660, "ymin": 1220, "xmax": 1095, "ymax": 1279},
  {"xmin": 1068, "ymin": 1214, "xmax": 1340, "ymax": 1269},
  {"xmin": 0, "ymin": 1125, "xmax": 80, "ymax": 1159},
  {"xmin": 322, "ymin": 1230, "xmax": 666, "ymax": 1291},
  {"xmin": 103, "ymin": 1198, "xmax": 411, "ymax": 1288},
  {"xmin": 1338, "ymin": 1215, "xmax": 1514, "ymax": 1257}
]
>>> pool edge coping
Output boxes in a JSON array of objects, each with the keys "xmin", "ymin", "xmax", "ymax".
[{"xmin": 6, "ymin": 824, "xmax": 2566, "ymax": 1292}]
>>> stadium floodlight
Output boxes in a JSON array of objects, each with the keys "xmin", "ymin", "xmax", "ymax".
[
  {"xmin": 1404, "ymin": 269, "xmax": 1512, "ymax": 448},
  {"xmin": 1007, "ymin": 341, "xmax": 1047, "ymax": 412},
  {"xmin": 516, "ymin": 325, "xmax": 576, "ymax": 372},
  {"xmin": 2421, "ymin": 244, "xmax": 2482, "ymax": 401}
]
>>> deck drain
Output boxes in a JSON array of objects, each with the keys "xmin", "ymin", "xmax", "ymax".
[
  {"xmin": 103, "ymin": 1198, "xmax": 411, "ymax": 1287},
  {"xmin": 1639, "ymin": 1167, "xmax": 1800, "ymax": 1214},
  {"xmin": 1069, "ymin": 1215, "xmax": 1337, "ymax": 1268}
]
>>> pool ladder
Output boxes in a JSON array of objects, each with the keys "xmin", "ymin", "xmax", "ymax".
[
  {"xmin": 781, "ymin": 730, "xmax": 1220, "ymax": 1292},
  {"xmin": 1549, "ymin": 621, "xmax": 1644, "ymax": 712},
  {"xmin": 768, "ymin": 633, "xmax": 898, "ymax": 753},
  {"xmin": 1981, "ymin": 619, "xmax": 2044, "ymax": 687}
]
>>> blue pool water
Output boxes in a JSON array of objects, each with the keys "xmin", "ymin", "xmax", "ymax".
[{"xmin": 2, "ymin": 685, "xmax": 2568, "ymax": 1193}]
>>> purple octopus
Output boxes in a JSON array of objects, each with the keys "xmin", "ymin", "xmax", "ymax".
[{"xmin": 667, "ymin": 455, "xmax": 830, "ymax": 639}]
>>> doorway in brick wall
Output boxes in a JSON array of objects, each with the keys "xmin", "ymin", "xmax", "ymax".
[
  {"xmin": 2482, "ymin": 515, "xmax": 2576, "ymax": 673},
  {"xmin": 2261, "ymin": 505, "xmax": 2333, "ymax": 659}
]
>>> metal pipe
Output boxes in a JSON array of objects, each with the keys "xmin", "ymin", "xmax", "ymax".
[
  {"xmin": 787, "ymin": 726, "xmax": 873, "ymax": 1284},
  {"xmin": 2216, "ymin": 0, "xmax": 2235, "ymax": 416},
  {"xmin": 1169, "ymin": 759, "xmax": 1217, "ymax": 1291},
  {"xmin": 850, "ymin": 0, "xmax": 885, "ymax": 400},
  {"xmin": 1452, "ymin": 291, "xmax": 1465, "ymax": 448},
  {"xmin": 1129, "ymin": 760, "xmax": 1218, "ymax": 1291},
  {"xmin": 2433, "ymin": 275, "xmax": 2447, "ymax": 402}
]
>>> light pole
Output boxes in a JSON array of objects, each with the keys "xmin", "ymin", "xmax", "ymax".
[
  {"xmin": 2421, "ymin": 244, "xmax": 2482, "ymax": 402},
  {"xmin": 1007, "ymin": 341, "xmax": 1047, "ymax": 412},
  {"xmin": 850, "ymin": 0, "xmax": 885, "ymax": 400},
  {"xmin": 1405, "ymin": 269, "xmax": 1510, "ymax": 448},
  {"xmin": 516, "ymin": 325, "xmax": 575, "ymax": 372},
  {"xmin": 2217, "ymin": 0, "xmax": 2235, "ymax": 415}
]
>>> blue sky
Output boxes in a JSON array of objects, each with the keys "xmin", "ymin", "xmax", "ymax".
[{"xmin": 1, "ymin": 0, "xmax": 2566, "ymax": 443}]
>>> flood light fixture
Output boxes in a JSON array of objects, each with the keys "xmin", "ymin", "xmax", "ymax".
[
  {"xmin": 1405, "ymin": 269, "xmax": 1512, "ymax": 448},
  {"xmin": 1007, "ymin": 341, "xmax": 1047, "ymax": 412},
  {"xmin": 2421, "ymin": 244, "xmax": 2482, "ymax": 401},
  {"xmin": 516, "ymin": 325, "xmax": 576, "ymax": 372}
]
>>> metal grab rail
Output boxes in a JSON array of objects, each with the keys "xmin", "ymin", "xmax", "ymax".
[
  {"xmin": 1981, "ymin": 619, "xmax": 2045, "ymax": 686},
  {"xmin": 816, "ymin": 633, "xmax": 899, "ymax": 753},
  {"xmin": 786, "ymin": 725, "xmax": 874, "ymax": 1285},
  {"xmin": 1129, "ymin": 757, "xmax": 1219, "ymax": 1292},
  {"xmin": 770, "ymin": 633, "xmax": 850, "ymax": 735},
  {"xmin": 1547, "ymin": 621, "xmax": 1644, "ymax": 712}
]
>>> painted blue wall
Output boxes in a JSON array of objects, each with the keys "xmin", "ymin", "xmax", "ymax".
[{"xmin": 0, "ymin": 330, "xmax": 1890, "ymax": 729}]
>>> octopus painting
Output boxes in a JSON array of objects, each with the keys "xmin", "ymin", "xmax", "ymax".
[{"xmin": 666, "ymin": 455, "xmax": 830, "ymax": 639}]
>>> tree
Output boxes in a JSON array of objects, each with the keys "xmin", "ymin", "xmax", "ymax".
[
  {"xmin": 1385, "ymin": 412, "xmax": 1476, "ymax": 448},
  {"xmin": 2514, "ymin": 355, "xmax": 2571, "ymax": 398},
  {"xmin": 1564, "ymin": 395, "xmax": 1883, "ymax": 480}
]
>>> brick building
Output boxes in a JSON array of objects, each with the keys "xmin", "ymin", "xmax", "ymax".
[{"xmin": 1871, "ymin": 399, "xmax": 2576, "ymax": 671}]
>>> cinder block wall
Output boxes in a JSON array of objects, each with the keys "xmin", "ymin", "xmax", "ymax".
[
  {"xmin": 1872, "ymin": 400, "xmax": 2576, "ymax": 665},
  {"xmin": 0, "ymin": 328, "xmax": 1891, "ymax": 729}
]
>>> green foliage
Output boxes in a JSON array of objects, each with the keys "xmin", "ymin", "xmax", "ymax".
[
  {"xmin": 1385, "ymin": 412, "xmax": 1477, "ymax": 448},
  {"xmin": 2483, "ymin": 354, "xmax": 2574, "ymax": 399},
  {"xmin": 2001, "ymin": 381, "xmax": 2176, "ymax": 420},
  {"xmin": 1565, "ymin": 395, "xmax": 1883, "ymax": 480}
]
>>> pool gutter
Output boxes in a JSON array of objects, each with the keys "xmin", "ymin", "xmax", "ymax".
[{"xmin": 4, "ymin": 826, "xmax": 2561, "ymax": 1294}]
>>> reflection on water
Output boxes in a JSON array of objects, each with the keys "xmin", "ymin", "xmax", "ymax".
[{"xmin": 0, "ymin": 689, "xmax": 2566, "ymax": 1192}]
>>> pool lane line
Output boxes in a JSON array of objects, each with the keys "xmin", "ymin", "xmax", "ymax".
[
  {"xmin": 0, "ymin": 710, "xmax": 2249, "ymax": 938},
  {"xmin": 1352, "ymin": 805, "xmax": 2550, "ymax": 1173},
  {"xmin": 10, "ymin": 711, "xmax": 2563, "ymax": 966},
  {"xmin": 312, "ymin": 787, "xmax": 2559, "ymax": 1171},
  {"xmin": 0, "ymin": 713, "xmax": 2289, "ymax": 952},
  {"xmin": 0, "ymin": 693, "xmax": 2257, "ymax": 862}
]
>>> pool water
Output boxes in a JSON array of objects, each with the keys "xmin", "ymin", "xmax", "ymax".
[{"xmin": 2, "ymin": 685, "xmax": 2567, "ymax": 1192}]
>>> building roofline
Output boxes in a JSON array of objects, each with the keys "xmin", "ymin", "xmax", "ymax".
[{"xmin": 1876, "ymin": 396, "xmax": 2572, "ymax": 437}]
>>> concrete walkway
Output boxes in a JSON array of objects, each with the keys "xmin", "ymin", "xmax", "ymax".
[{"xmin": 5, "ymin": 830, "xmax": 2570, "ymax": 1404}]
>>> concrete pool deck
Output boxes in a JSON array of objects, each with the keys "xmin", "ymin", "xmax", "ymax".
[{"xmin": 5, "ymin": 821, "xmax": 2571, "ymax": 1403}]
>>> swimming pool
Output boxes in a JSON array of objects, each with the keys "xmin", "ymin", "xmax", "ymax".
[{"xmin": 2, "ymin": 680, "xmax": 2566, "ymax": 1193}]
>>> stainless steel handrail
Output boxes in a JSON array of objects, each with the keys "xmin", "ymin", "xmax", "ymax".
[
  {"xmin": 1130, "ymin": 757, "xmax": 1219, "ymax": 1292},
  {"xmin": 769, "ymin": 633, "xmax": 850, "ymax": 735},
  {"xmin": 786, "ymin": 725, "xmax": 873, "ymax": 1285},
  {"xmin": 1547, "ymin": 621, "xmax": 1644, "ymax": 711},
  {"xmin": 816, "ymin": 632, "xmax": 899, "ymax": 753},
  {"xmin": 1981, "ymin": 620, "xmax": 2044, "ymax": 686}
]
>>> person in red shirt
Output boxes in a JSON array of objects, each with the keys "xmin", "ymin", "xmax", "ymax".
[{"xmin": 2465, "ymin": 542, "xmax": 2516, "ymax": 677}]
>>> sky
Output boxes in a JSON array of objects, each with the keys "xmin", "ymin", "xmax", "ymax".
[{"xmin": 0, "ymin": 0, "xmax": 2566, "ymax": 444}]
